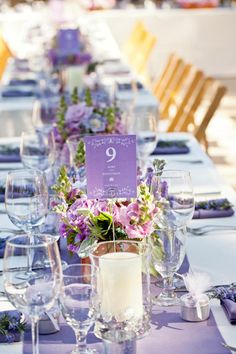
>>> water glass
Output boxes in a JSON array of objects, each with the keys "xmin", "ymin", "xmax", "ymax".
[
  {"xmin": 20, "ymin": 130, "xmax": 55, "ymax": 172},
  {"xmin": 59, "ymin": 264, "xmax": 99, "ymax": 354},
  {"xmin": 3, "ymin": 234, "xmax": 62, "ymax": 354},
  {"xmin": 32, "ymin": 96, "xmax": 60, "ymax": 133},
  {"xmin": 151, "ymin": 226, "xmax": 186, "ymax": 306},
  {"xmin": 5, "ymin": 169, "xmax": 48, "ymax": 235},
  {"xmin": 151, "ymin": 170, "xmax": 194, "ymax": 227}
]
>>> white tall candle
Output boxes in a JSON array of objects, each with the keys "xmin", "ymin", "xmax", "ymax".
[{"xmin": 100, "ymin": 252, "xmax": 143, "ymax": 320}]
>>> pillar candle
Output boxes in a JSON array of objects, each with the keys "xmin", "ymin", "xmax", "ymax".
[{"xmin": 100, "ymin": 252, "xmax": 143, "ymax": 320}]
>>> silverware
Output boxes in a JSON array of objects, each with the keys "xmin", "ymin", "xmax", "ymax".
[
  {"xmin": 171, "ymin": 159, "xmax": 204, "ymax": 164},
  {"xmin": 187, "ymin": 225, "xmax": 236, "ymax": 236},
  {"xmin": 222, "ymin": 342, "xmax": 236, "ymax": 352}
]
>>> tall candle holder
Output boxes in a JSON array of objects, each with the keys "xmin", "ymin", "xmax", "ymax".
[{"xmin": 90, "ymin": 240, "xmax": 151, "ymax": 344}]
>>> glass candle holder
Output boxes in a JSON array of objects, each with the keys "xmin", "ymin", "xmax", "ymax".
[{"xmin": 90, "ymin": 240, "xmax": 151, "ymax": 343}]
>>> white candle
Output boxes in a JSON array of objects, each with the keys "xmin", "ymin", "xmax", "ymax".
[{"xmin": 99, "ymin": 252, "xmax": 143, "ymax": 320}]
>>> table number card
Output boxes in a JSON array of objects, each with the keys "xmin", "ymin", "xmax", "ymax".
[
  {"xmin": 85, "ymin": 135, "xmax": 137, "ymax": 199},
  {"xmin": 57, "ymin": 29, "xmax": 80, "ymax": 54}
]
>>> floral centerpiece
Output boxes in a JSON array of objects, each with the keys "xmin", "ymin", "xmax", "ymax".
[
  {"xmin": 53, "ymin": 160, "xmax": 165, "ymax": 261},
  {"xmin": 48, "ymin": 28, "xmax": 92, "ymax": 67},
  {"xmin": 53, "ymin": 88, "xmax": 125, "ymax": 167}
]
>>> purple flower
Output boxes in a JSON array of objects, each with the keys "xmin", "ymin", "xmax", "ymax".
[
  {"xmin": 82, "ymin": 113, "xmax": 106, "ymax": 133},
  {"xmin": 65, "ymin": 103, "xmax": 93, "ymax": 129}
]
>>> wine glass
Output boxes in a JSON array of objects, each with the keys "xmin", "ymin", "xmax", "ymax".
[
  {"xmin": 32, "ymin": 96, "xmax": 60, "ymax": 133},
  {"xmin": 5, "ymin": 169, "xmax": 48, "ymax": 237},
  {"xmin": 3, "ymin": 234, "xmax": 62, "ymax": 354},
  {"xmin": 20, "ymin": 130, "xmax": 56, "ymax": 172},
  {"xmin": 151, "ymin": 225, "xmax": 186, "ymax": 306},
  {"xmin": 59, "ymin": 264, "xmax": 99, "ymax": 354},
  {"xmin": 151, "ymin": 170, "xmax": 194, "ymax": 228},
  {"xmin": 128, "ymin": 112, "xmax": 157, "ymax": 173},
  {"xmin": 66, "ymin": 134, "xmax": 91, "ymax": 189}
]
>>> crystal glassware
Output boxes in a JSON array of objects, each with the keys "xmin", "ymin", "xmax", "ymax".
[
  {"xmin": 3, "ymin": 234, "xmax": 62, "ymax": 354},
  {"xmin": 129, "ymin": 112, "xmax": 158, "ymax": 173},
  {"xmin": 32, "ymin": 96, "xmax": 60, "ymax": 133},
  {"xmin": 59, "ymin": 264, "xmax": 99, "ymax": 354},
  {"xmin": 20, "ymin": 130, "xmax": 55, "ymax": 172},
  {"xmin": 90, "ymin": 240, "xmax": 151, "ymax": 343},
  {"xmin": 151, "ymin": 225, "xmax": 187, "ymax": 306},
  {"xmin": 5, "ymin": 169, "xmax": 48, "ymax": 237},
  {"xmin": 151, "ymin": 170, "xmax": 194, "ymax": 228}
]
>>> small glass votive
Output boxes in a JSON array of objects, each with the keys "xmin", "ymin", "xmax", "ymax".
[{"xmin": 180, "ymin": 293, "xmax": 210, "ymax": 322}]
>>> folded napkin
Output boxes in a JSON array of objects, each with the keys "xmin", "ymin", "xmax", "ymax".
[
  {"xmin": 152, "ymin": 140, "xmax": 190, "ymax": 155},
  {"xmin": 1, "ymin": 89, "xmax": 35, "ymax": 98},
  {"xmin": 116, "ymin": 82, "xmax": 144, "ymax": 91},
  {"xmin": 193, "ymin": 198, "xmax": 234, "ymax": 219},
  {"xmin": 0, "ymin": 310, "xmax": 23, "ymax": 343},
  {"xmin": 0, "ymin": 145, "xmax": 20, "ymax": 163},
  {"xmin": 221, "ymin": 299, "xmax": 236, "ymax": 323},
  {"xmin": 9, "ymin": 79, "xmax": 37, "ymax": 86}
]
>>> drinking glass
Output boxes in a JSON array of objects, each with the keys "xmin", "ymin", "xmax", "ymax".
[
  {"xmin": 151, "ymin": 226, "xmax": 186, "ymax": 306},
  {"xmin": 59, "ymin": 264, "xmax": 99, "ymax": 354},
  {"xmin": 20, "ymin": 130, "xmax": 56, "ymax": 187},
  {"xmin": 32, "ymin": 96, "xmax": 60, "ymax": 133},
  {"xmin": 3, "ymin": 234, "xmax": 62, "ymax": 354},
  {"xmin": 129, "ymin": 112, "xmax": 157, "ymax": 173},
  {"xmin": 5, "ymin": 169, "xmax": 48, "ymax": 236},
  {"xmin": 151, "ymin": 170, "xmax": 194, "ymax": 228},
  {"xmin": 66, "ymin": 134, "xmax": 91, "ymax": 189}
]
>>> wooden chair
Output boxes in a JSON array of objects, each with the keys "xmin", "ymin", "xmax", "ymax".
[
  {"xmin": 0, "ymin": 33, "xmax": 12, "ymax": 80},
  {"xmin": 153, "ymin": 54, "xmax": 183, "ymax": 103},
  {"xmin": 194, "ymin": 82, "xmax": 227, "ymax": 149},
  {"xmin": 123, "ymin": 21, "xmax": 147, "ymax": 62},
  {"xmin": 131, "ymin": 31, "xmax": 157, "ymax": 75},
  {"xmin": 160, "ymin": 62, "xmax": 192, "ymax": 119},
  {"xmin": 167, "ymin": 69, "xmax": 204, "ymax": 132}
]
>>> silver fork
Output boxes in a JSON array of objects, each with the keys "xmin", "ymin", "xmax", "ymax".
[{"xmin": 187, "ymin": 225, "xmax": 236, "ymax": 236}]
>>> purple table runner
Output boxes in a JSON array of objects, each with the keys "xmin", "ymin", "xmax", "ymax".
[
  {"xmin": 23, "ymin": 309, "xmax": 230, "ymax": 354},
  {"xmin": 22, "ymin": 253, "xmax": 230, "ymax": 354}
]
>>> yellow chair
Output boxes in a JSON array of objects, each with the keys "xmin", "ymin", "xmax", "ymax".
[
  {"xmin": 0, "ymin": 33, "xmax": 12, "ymax": 80},
  {"xmin": 123, "ymin": 21, "xmax": 147, "ymax": 62},
  {"xmin": 167, "ymin": 69, "xmax": 204, "ymax": 132},
  {"xmin": 194, "ymin": 82, "xmax": 227, "ymax": 149}
]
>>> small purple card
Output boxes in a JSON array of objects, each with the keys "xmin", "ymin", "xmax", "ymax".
[
  {"xmin": 57, "ymin": 29, "xmax": 80, "ymax": 54},
  {"xmin": 85, "ymin": 135, "xmax": 137, "ymax": 199}
]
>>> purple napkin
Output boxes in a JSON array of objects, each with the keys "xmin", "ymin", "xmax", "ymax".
[
  {"xmin": 9, "ymin": 79, "xmax": 37, "ymax": 86},
  {"xmin": 0, "ymin": 154, "xmax": 21, "ymax": 163},
  {"xmin": 152, "ymin": 140, "xmax": 190, "ymax": 155},
  {"xmin": 221, "ymin": 299, "xmax": 236, "ymax": 323},
  {"xmin": 193, "ymin": 208, "xmax": 234, "ymax": 219},
  {"xmin": 193, "ymin": 198, "xmax": 234, "ymax": 219},
  {"xmin": 2, "ymin": 89, "xmax": 35, "ymax": 98}
]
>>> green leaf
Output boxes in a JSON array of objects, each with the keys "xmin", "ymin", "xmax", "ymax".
[{"xmin": 77, "ymin": 238, "xmax": 98, "ymax": 258}]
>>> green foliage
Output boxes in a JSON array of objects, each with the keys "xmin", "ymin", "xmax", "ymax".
[
  {"xmin": 52, "ymin": 166, "xmax": 72, "ymax": 196},
  {"xmin": 0, "ymin": 312, "xmax": 27, "ymax": 337},
  {"xmin": 71, "ymin": 87, "xmax": 79, "ymax": 104},
  {"xmin": 153, "ymin": 159, "xmax": 166, "ymax": 176},
  {"xmin": 56, "ymin": 96, "xmax": 68, "ymax": 140},
  {"xmin": 74, "ymin": 140, "xmax": 86, "ymax": 166},
  {"xmin": 84, "ymin": 88, "xmax": 93, "ymax": 106}
]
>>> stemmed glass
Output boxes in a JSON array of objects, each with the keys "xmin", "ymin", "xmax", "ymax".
[
  {"xmin": 32, "ymin": 96, "xmax": 60, "ymax": 133},
  {"xmin": 128, "ymin": 112, "xmax": 157, "ymax": 173},
  {"xmin": 3, "ymin": 234, "xmax": 62, "ymax": 354},
  {"xmin": 151, "ymin": 170, "xmax": 194, "ymax": 228},
  {"xmin": 151, "ymin": 225, "xmax": 186, "ymax": 306},
  {"xmin": 5, "ymin": 169, "xmax": 48, "ymax": 237},
  {"xmin": 20, "ymin": 130, "xmax": 56, "ymax": 172},
  {"xmin": 66, "ymin": 134, "xmax": 90, "ymax": 189},
  {"xmin": 59, "ymin": 264, "xmax": 99, "ymax": 354}
]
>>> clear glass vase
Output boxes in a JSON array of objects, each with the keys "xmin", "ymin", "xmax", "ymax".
[{"xmin": 89, "ymin": 240, "xmax": 151, "ymax": 343}]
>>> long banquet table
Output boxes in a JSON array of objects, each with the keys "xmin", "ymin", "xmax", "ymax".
[{"xmin": 0, "ymin": 132, "xmax": 236, "ymax": 353}]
